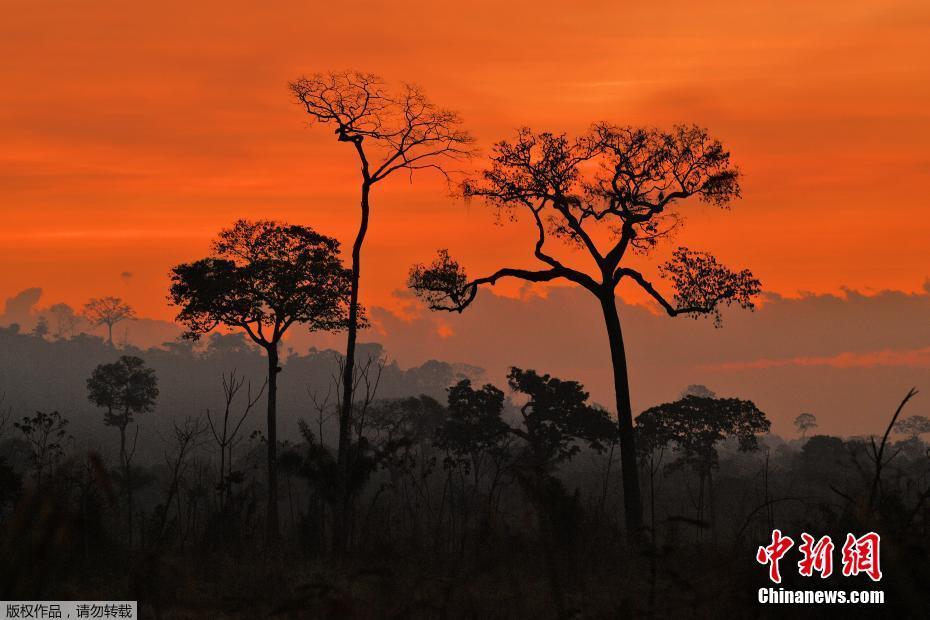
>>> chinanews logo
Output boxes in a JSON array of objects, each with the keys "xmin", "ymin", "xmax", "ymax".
[
  {"xmin": 754, "ymin": 530, "xmax": 885, "ymax": 606},
  {"xmin": 756, "ymin": 529, "xmax": 882, "ymax": 582}
]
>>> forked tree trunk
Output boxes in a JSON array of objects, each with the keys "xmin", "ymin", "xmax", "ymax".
[
  {"xmin": 266, "ymin": 343, "xmax": 281, "ymax": 544},
  {"xmin": 599, "ymin": 292, "xmax": 644, "ymax": 539}
]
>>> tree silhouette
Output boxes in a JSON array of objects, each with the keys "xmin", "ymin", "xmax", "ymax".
[
  {"xmin": 47, "ymin": 303, "xmax": 79, "ymax": 339},
  {"xmin": 289, "ymin": 71, "xmax": 473, "ymax": 550},
  {"xmin": 409, "ymin": 125, "xmax": 760, "ymax": 535},
  {"xmin": 86, "ymin": 355, "xmax": 158, "ymax": 545},
  {"xmin": 443, "ymin": 369, "xmax": 614, "ymax": 615},
  {"xmin": 30, "ymin": 317, "xmax": 49, "ymax": 339},
  {"xmin": 87, "ymin": 355, "xmax": 159, "ymax": 470},
  {"xmin": 83, "ymin": 296, "xmax": 135, "ymax": 347},
  {"xmin": 504, "ymin": 368, "xmax": 616, "ymax": 467},
  {"xmin": 794, "ymin": 412, "xmax": 818, "ymax": 438},
  {"xmin": 207, "ymin": 370, "xmax": 265, "ymax": 513},
  {"xmin": 168, "ymin": 219, "xmax": 353, "ymax": 543},
  {"xmin": 13, "ymin": 410, "xmax": 70, "ymax": 487},
  {"xmin": 635, "ymin": 395, "xmax": 769, "ymax": 535},
  {"xmin": 893, "ymin": 415, "xmax": 930, "ymax": 440}
]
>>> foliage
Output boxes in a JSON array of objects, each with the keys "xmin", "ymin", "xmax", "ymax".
[
  {"xmin": 438, "ymin": 368, "xmax": 615, "ymax": 472},
  {"xmin": 635, "ymin": 395, "xmax": 770, "ymax": 475},
  {"xmin": 893, "ymin": 415, "xmax": 930, "ymax": 439},
  {"xmin": 169, "ymin": 220, "xmax": 355, "ymax": 344},
  {"xmin": 794, "ymin": 412, "xmax": 818, "ymax": 437},
  {"xmin": 506, "ymin": 368, "xmax": 616, "ymax": 463},
  {"xmin": 86, "ymin": 355, "xmax": 159, "ymax": 428},
  {"xmin": 437, "ymin": 379, "xmax": 510, "ymax": 469},
  {"xmin": 409, "ymin": 124, "xmax": 759, "ymax": 323},
  {"xmin": 13, "ymin": 410, "xmax": 71, "ymax": 483},
  {"xmin": 83, "ymin": 296, "xmax": 135, "ymax": 344}
]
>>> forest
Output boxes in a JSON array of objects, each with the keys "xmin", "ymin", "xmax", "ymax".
[{"xmin": 0, "ymin": 71, "xmax": 926, "ymax": 618}]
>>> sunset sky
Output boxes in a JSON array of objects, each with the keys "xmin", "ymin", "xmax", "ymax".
[{"xmin": 2, "ymin": 1, "xmax": 930, "ymax": 432}]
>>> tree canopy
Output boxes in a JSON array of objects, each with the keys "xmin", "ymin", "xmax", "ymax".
[
  {"xmin": 409, "ymin": 125, "xmax": 759, "ymax": 324},
  {"xmin": 86, "ymin": 355, "xmax": 159, "ymax": 428},
  {"xmin": 635, "ymin": 395, "xmax": 770, "ymax": 475},
  {"xmin": 169, "ymin": 219, "xmax": 354, "ymax": 346}
]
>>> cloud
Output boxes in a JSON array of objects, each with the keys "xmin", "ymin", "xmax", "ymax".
[
  {"xmin": 704, "ymin": 347, "xmax": 930, "ymax": 371},
  {"xmin": 2, "ymin": 288, "xmax": 42, "ymax": 325},
  {"xmin": 357, "ymin": 283, "xmax": 930, "ymax": 437}
]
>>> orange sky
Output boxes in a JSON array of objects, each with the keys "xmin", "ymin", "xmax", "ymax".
[{"xmin": 2, "ymin": 0, "xmax": 930, "ymax": 320}]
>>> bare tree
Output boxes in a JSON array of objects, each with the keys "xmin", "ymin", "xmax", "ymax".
[
  {"xmin": 409, "ymin": 125, "xmax": 760, "ymax": 536},
  {"xmin": 14, "ymin": 410, "xmax": 71, "ymax": 486},
  {"xmin": 289, "ymin": 71, "xmax": 473, "ymax": 550},
  {"xmin": 207, "ymin": 370, "xmax": 265, "ymax": 511},
  {"xmin": 867, "ymin": 388, "xmax": 919, "ymax": 510},
  {"xmin": 84, "ymin": 296, "xmax": 135, "ymax": 347},
  {"xmin": 157, "ymin": 415, "xmax": 208, "ymax": 544}
]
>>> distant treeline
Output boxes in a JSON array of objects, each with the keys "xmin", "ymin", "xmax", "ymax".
[{"xmin": 0, "ymin": 323, "xmax": 482, "ymax": 464}]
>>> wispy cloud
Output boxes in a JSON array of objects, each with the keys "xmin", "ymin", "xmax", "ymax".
[{"xmin": 703, "ymin": 347, "xmax": 930, "ymax": 371}]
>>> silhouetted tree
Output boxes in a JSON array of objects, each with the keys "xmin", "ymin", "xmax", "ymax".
[
  {"xmin": 87, "ymin": 356, "xmax": 159, "ymax": 471},
  {"xmin": 169, "ymin": 219, "xmax": 353, "ymax": 543},
  {"xmin": 505, "ymin": 368, "xmax": 616, "ymax": 468},
  {"xmin": 635, "ymin": 395, "xmax": 769, "ymax": 536},
  {"xmin": 444, "ymin": 369, "xmax": 613, "ymax": 614},
  {"xmin": 30, "ymin": 317, "xmax": 49, "ymax": 339},
  {"xmin": 893, "ymin": 415, "xmax": 930, "ymax": 440},
  {"xmin": 83, "ymin": 296, "xmax": 135, "ymax": 346},
  {"xmin": 409, "ymin": 125, "xmax": 760, "ymax": 535},
  {"xmin": 794, "ymin": 412, "xmax": 818, "ymax": 438},
  {"xmin": 365, "ymin": 395, "xmax": 447, "ymax": 544},
  {"xmin": 157, "ymin": 415, "xmax": 208, "ymax": 545},
  {"xmin": 799, "ymin": 435, "xmax": 847, "ymax": 473},
  {"xmin": 207, "ymin": 371, "xmax": 265, "ymax": 512},
  {"xmin": 87, "ymin": 355, "xmax": 158, "ymax": 546},
  {"xmin": 289, "ymin": 71, "xmax": 473, "ymax": 550},
  {"xmin": 438, "ymin": 379, "xmax": 510, "ymax": 474},
  {"xmin": 47, "ymin": 302, "xmax": 79, "ymax": 339},
  {"xmin": 13, "ymin": 410, "xmax": 70, "ymax": 486}
]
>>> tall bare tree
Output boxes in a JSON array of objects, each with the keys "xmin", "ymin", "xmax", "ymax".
[
  {"xmin": 84, "ymin": 296, "xmax": 135, "ymax": 347},
  {"xmin": 408, "ymin": 125, "xmax": 760, "ymax": 536},
  {"xmin": 289, "ymin": 71, "xmax": 473, "ymax": 549}
]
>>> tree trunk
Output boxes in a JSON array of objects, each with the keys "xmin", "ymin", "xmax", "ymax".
[
  {"xmin": 118, "ymin": 421, "xmax": 133, "ymax": 547},
  {"xmin": 334, "ymin": 180, "xmax": 371, "ymax": 552},
  {"xmin": 599, "ymin": 292, "xmax": 644, "ymax": 539},
  {"xmin": 119, "ymin": 423, "xmax": 127, "ymax": 471},
  {"xmin": 266, "ymin": 343, "xmax": 281, "ymax": 544}
]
